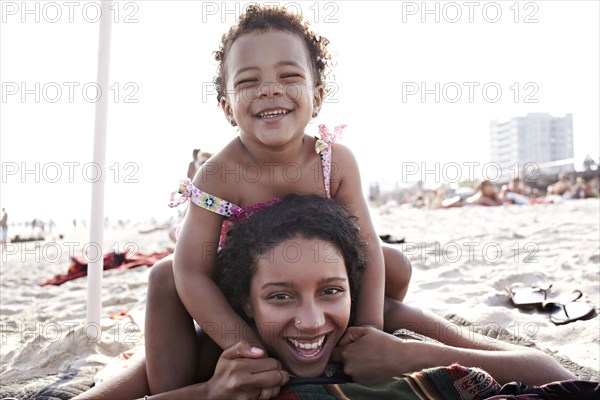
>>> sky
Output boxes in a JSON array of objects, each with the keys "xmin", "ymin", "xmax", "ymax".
[{"xmin": 1, "ymin": 0, "xmax": 599, "ymax": 225}]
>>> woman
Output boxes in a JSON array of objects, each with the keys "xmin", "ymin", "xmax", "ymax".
[{"xmin": 75, "ymin": 195, "xmax": 574, "ymax": 399}]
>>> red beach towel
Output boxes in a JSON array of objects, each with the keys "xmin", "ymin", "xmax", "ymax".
[{"xmin": 39, "ymin": 249, "xmax": 172, "ymax": 286}]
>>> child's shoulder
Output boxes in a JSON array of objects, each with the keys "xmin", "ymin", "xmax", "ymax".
[
  {"xmin": 329, "ymin": 141, "xmax": 358, "ymax": 167},
  {"xmin": 191, "ymin": 139, "xmax": 245, "ymax": 202},
  {"xmin": 311, "ymin": 127, "xmax": 353, "ymax": 161},
  {"xmin": 203, "ymin": 138, "xmax": 242, "ymax": 164},
  {"xmin": 327, "ymin": 142, "xmax": 363, "ymax": 199}
]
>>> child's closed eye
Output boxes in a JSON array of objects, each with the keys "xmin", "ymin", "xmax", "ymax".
[
  {"xmin": 235, "ymin": 79, "xmax": 259, "ymax": 87},
  {"xmin": 281, "ymin": 73, "xmax": 302, "ymax": 80}
]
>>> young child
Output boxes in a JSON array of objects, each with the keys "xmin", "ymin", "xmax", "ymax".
[{"xmin": 147, "ymin": 4, "xmax": 412, "ymax": 394}]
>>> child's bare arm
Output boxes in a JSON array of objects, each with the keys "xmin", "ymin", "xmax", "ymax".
[
  {"xmin": 332, "ymin": 145, "xmax": 385, "ymax": 329},
  {"xmin": 335, "ymin": 325, "xmax": 575, "ymax": 386},
  {"xmin": 336, "ymin": 301, "xmax": 576, "ymax": 386},
  {"xmin": 172, "ymin": 170, "xmax": 263, "ymax": 351}
]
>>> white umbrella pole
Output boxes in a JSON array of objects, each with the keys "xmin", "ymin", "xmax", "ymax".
[{"xmin": 87, "ymin": 0, "xmax": 113, "ymax": 334}]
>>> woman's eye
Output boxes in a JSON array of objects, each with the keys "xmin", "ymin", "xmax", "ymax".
[
  {"xmin": 282, "ymin": 74, "xmax": 301, "ymax": 79},
  {"xmin": 322, "ymin": 287, "xmax": 344, "ymax": 296},
  {"xmin": 268, "ymin": 293, "xmax": 291, "ymax": 301}
]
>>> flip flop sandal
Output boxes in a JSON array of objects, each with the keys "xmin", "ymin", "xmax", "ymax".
[
  {"xmin": 541, "ymin": 289, "xmax": 583, "ymax": 307},
  {"xmin": 545, "ymin": 301, "xmax": 595, "ymax": 325},
  {"xmin": 379, "ymin": 234, "xmax": 406, "ymax": 244},
  {"xmin": 505, "ymin": 283, "xmax": 552, "ymax": 307},
  {"xmin": 539, "ymin": 290, "xmax": 593, "ymax": 325}
]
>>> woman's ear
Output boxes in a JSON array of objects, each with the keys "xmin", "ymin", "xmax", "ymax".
[{"xmin": 242, "ymin": 299, "xmax": 254, "ymax": 319}]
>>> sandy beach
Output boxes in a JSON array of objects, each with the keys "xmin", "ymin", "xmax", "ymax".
[{"xmin": 1, "ymin": 198, "xmax": 599, "ymax": 397}]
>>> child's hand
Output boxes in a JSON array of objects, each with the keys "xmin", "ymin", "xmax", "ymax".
[
  {"xmin": 207, "ymin": 340, "xmax": 289, "ymax": 400},
  {"xmin": 332, "ymin": 326, "xmax": 411, "ymax": 386},
  {"xmin": 332, "ymin": 323, "xmax": 382, "ymax": 362},
  {"xmin": 247, "ymin": 327, "xmax": 270, "ymax": 358}
]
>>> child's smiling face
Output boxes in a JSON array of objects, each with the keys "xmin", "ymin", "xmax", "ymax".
[{"xmin": 221, "ymin": 29, "xmax": 323, "ymax": 148}]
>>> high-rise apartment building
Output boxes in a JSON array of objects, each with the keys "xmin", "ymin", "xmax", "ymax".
[{"xmin": 490, "ymin": 113, "xmax": 574, "ymax": 182}]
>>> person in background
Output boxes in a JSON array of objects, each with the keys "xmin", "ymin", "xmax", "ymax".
[
  {"xmin": 187, "ymin": 149, "xmax": 202, "ymax": 180},
  {"xmin": 500, "ymin": 177, "xmax": 530, "ymax": 205},
  {"xmin": 1, "ymin": 208, "xmax": 8, "ymax": 249},
  {"xmin": 171, "ymin": 151, "xmax": 215, "ymax": 244},
  {"xmin": 571, "ymin": 176, "xmax": 594, "ymax": 199},
  {"xmin": 196, "ymin": 151, "xmax": 213, "ymax": 169},
  {"xmin": 547, "ymin": 173, "xmax": 572, "ymax": 196},
  {"xmin": 466, "ymin": 180, "xmax": 503, "ymax": 206}
]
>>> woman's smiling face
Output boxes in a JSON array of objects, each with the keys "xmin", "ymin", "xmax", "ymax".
[{"xmin": 245, "ymin": 236, "xmax": 351, "ymax": 378}]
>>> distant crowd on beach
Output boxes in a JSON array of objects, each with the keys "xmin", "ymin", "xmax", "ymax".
[
  {"xmin": 370, "ymin": 173, "xmax": 600, "ymax": 210},
  {"xmin": 0, "ymin": 149, "xmax": 215, "ymax": 248}
]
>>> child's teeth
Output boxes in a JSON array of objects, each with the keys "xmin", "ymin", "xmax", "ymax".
[{"xmin": 259, "ymin": 109, "xmax": 288, "ymax": 118}]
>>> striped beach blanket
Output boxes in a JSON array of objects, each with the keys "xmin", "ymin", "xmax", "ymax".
[
  {"xmin": 2, "ymin": 323, "xmax": 598, "ymax": 400},
  {"xmin": 277, "ymin": 364, "xmax": 499, "ymax": 400},
  {"xmin": 276, "ymin": 364, "xmax": 600, "ymax": 400}
]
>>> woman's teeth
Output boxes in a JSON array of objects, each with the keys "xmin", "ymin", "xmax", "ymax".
[
  {"xmin": 288, "ymin": 336, "xmax": 325, "ymax": 350},
  {"xmin": 257, "ymin": 109, "xmax": 289, "ymax": 118}
]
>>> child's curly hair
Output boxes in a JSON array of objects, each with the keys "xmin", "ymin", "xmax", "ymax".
[
  {"xmin": 213, "ymin": 4, "xmax": 332, "ymax": 104},
  {"xmin": 218, "ymin": 194, "xmax": 366, "ymax": 324}
]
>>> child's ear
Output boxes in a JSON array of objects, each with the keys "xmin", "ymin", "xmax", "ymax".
[
  {"xmin": 312, "ymin": 84, "xmax": 325, "ymax": 117},
  {"xmin": 220, "ymin": 97, "xmax": 237, "ymax": 127},
  {"xmin": 242, "ymin": 299, "xmax": 254, "ymax": 319}
]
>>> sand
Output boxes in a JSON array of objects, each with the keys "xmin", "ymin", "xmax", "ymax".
[{"xmin": 1, "ymin": 199, "xmax": 599, "ymax": 397}]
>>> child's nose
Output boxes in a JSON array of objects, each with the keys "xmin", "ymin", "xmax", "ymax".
[{"xmin": 258, "ymin": 81, "xmax": 283, "ymax": 98}]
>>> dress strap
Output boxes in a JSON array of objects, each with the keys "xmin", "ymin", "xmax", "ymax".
[
  {"xmin": 315, "ymin": 124, "xmax": 346, "ymax": 199},
  {"xmin": 168, "ymin": 179, "xmax": 243, "ymax": 217}
]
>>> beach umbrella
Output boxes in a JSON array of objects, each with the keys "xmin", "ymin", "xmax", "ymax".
[{"xmin": 87, "ymin": 0, "xmax": 113, "ymax": 335}]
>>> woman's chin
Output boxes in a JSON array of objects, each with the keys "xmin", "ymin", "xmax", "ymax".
[{"xmin": 286, "ymin": 361, "xmax": 328, "ymax": 378}]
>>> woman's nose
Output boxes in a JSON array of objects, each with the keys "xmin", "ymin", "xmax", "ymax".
[{"xmin": 295, "ymin": 301, "xmax": 326, "ymax": 332}]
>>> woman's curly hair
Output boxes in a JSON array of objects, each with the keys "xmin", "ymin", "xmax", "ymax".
[
  {"xmin": 218, "ymin": 194, "xmax": 366, "ymax": 324},
  {"xmin": 213, "ymin": 4, "xmax": 332, "ymax": 104}
]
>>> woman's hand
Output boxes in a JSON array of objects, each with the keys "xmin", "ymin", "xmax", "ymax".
[
  {"xmin": 333, "ymin": 326, "xmax": 418, "ymax": 385},
  {"xmin": 206, "ymin": 341, "xmax": 289, "ymax": 400}
]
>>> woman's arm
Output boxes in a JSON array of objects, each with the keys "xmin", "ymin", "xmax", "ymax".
[
  {"xmin": 74, "ymin": 342, "xmax": 288, "ymax": 400},
  {"xmin": 334, "ymin": 301, "xmax": 576, "ymax": 386},
  {"xmin": 332, "ymin": 144, "xmax": 385, "ymax": 329}
]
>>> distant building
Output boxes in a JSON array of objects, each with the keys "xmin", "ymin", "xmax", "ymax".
[{"xmin": 490, "ymin": 113, "xmax": 574, "ymax": 182}]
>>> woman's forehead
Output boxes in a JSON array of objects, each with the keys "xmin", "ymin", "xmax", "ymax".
[{"xmin": 253, "ymin": 238, "xmax": 347, "ymax": 283}]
